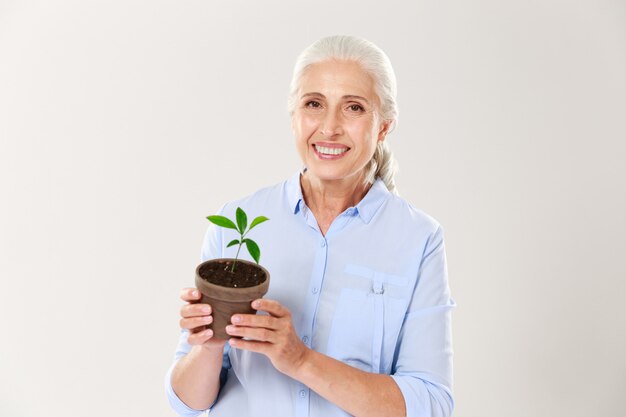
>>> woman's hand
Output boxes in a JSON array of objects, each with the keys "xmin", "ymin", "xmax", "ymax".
[
  {"xmin": 225, "ymin": 299, "xmax": 309, "ymax": 377},
  {"xmin": 179, "ymin": 287, "xmax": 226, "ymax": 349}
]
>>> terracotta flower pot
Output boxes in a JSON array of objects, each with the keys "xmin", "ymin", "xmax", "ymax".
[{"xmin": 195, "ymin": 258, "xmax": 270, "ymax": 340}]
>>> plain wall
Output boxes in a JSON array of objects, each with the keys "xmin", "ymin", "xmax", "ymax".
[{"xmin": 1, "ymin": 1, "xmax": 624, "ymax": 416}]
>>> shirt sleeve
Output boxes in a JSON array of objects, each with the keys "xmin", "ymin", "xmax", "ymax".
[
  {"xmin": 165, "ymin": 208, "xmax": 231, "ymax": 416},
  {"xmin": 391, "ymin": 225, "xmax": 456, "ymax": 417}
]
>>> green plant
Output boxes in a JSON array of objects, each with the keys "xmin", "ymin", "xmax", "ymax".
[{"xmin": 207, "ymin": 207, "xmax": 269, "ymax": 272}]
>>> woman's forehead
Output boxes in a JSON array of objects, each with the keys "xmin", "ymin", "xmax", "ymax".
[{"xmin": 298, "ymin": 60, "xmax": 377, "ymax": 100}]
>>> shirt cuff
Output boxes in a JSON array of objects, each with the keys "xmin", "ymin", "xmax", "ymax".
[
  {"xmin": 165, "ymin": 360, "xmax": 209, "ymax": 417},
  {"xmin": 391, "ymin": 374, "xmax": 454, "ymax": 417}
]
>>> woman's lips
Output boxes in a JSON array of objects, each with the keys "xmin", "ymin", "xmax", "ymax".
[{"xmin": 313, "ymin": 144, "xmax": 350, "ymax": 160}]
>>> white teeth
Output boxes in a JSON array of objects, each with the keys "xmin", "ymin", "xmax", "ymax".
[{"xmin": 315, "ymin": 145, "xmax": 348, "ymax": 155}]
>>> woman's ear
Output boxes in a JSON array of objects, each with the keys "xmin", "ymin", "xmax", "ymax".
[{"xmin": 377, "ymin": 119, "xmax": 393, "ymax": 142}]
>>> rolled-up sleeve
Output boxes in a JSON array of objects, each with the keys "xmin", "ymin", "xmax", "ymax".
[{"xmin": 391, "ymin": 225, "xmax": 455, "ymax": 417}]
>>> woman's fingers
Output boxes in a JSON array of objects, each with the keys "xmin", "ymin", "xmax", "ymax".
[
  {"xmin": 226, "ymin": 324, "xmax": 274, "ymax": 342},
  {"xmin": 187, "ymin": 328, "xmax": 215, "ymax": 345},
  {"xmin": 179, "ymin": 288, "xmax": 213, "ymax": 333},
  {"xmin": 177, "ymin": 287, "xmax": 226, "ymax": 347},
  {"xmin": 179, "ymin": 300, "xmax": 213, "ymax": 334},
  {"xmin": 227, "ymin": 300, "xmax": 292, "ymax": 341},
  {"xmin": 180, "ymin": 287, "xmax": 201, "ymax": 302},
  {"xmin": 181, "ymin": 303, "xmax": 212, "ymax": 318},
  {"xmin": 180, "ymin": 314, "xmax": 213, "ymax": 331},
  {"xmin": 231, "ymin": 312, "xmax": 279, "ymax": 329},
  {"xmin": 251, "ymin": 299, "xmax": 290, "ymax": 318},
  {"xmin": 226, "ymin": 300, "xmax": 309, "ymax": 376}
]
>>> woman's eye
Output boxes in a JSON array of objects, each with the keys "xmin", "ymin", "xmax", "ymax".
[
  {"xmin": 305, "ymin": 100, "xmax": 322, "ymax": 109},
  {"xmin": 347, "ymin": 104, "xmax": 364, "ymax": 112}
]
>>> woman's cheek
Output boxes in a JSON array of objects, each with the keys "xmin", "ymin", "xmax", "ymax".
[
  {"xmin": 301, "ymin": 114, "xmax": 319, "ymax": 133},
  {"xmin": 295, "ymin": 117, "xmax": 319, "ymax": 144}
]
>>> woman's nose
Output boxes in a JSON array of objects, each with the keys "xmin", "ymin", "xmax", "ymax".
[{"xmin": 319, "ymin": 107, "xmax": 343, "ymax": 137}]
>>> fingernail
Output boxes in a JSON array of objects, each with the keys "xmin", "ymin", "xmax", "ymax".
[
  {"xmin": 192, "ymin": 290, "xmax": 199, "ymax": 297},
  {"xmin": 225, "ymin": 325, "xmax": 235, "ymax": 333},
  {"xmin": 201, "ymin": 306, "xmax": 211, "ymax": 313},
  {"xmin": 203, "ymin": 316, "xmax": 212, "ymax": 322},
  {"xmin": 252, "ymin": 300, "xmax": 261, "ymax": 308},
  {"xmin": 231, "ymin": 315, "xmax": 241, "ymax": 323},
  {"xmin": 204, "ymin": 329, "xmax": 213, "ymax": 336}
]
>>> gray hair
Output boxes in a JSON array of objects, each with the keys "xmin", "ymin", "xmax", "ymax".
[{"xmin": 288, "ymin": 35, "xmax": 399, "ymax": 194}]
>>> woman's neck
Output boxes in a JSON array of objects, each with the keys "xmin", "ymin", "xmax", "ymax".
[{"xmin": 300, "ymin": 171, "xmax": 370, "ymax": 235}]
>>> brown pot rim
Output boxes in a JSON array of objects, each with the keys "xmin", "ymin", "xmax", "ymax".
[{"xmin": 195, "ymin": 258, "xmax": 270, "ymax": 302}]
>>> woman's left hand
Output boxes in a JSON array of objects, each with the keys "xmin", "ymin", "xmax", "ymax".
[{"xmin": 225, "ymin": 298, "xmax": 309, "ymax": 377}]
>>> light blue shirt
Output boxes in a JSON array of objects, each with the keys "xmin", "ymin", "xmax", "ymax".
[{"xmin": 165, "ymin": 172, "xmax": 455, "ymax": 417}]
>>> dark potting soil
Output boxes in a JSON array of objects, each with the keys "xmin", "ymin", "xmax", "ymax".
[{"xmin": 199, "ymin": 260, "xmax": 267, "ymax": 288}]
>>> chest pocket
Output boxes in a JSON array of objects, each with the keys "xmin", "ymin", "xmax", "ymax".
[{"xmin": 326, "ymin": 265, "xmax": 408, "ymax": 374}]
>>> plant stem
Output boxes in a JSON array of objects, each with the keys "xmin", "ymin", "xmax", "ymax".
[{"xmin": 231, "ymin": 241, "xmax": 243, "ymax": 273}]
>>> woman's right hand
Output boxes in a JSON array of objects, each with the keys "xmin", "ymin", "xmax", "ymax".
[{"xmin": 179, "ymin": 288, "xmax": 226, "ymax": 347}]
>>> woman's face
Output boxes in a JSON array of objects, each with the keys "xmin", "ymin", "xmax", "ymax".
[{"xmin": 291, "ymin": 59, "xmax": 391, "ymax": 185}]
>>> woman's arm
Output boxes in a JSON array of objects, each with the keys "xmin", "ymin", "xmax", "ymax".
[
  {"xmin": 170, "ymin": 343, "xmax": 226, "ymax": 410},
  {"xmin": 167, "ymin": 288, "xmax": 228, "ymax": 413},
  {"xmin": 226, "ymin": 299, "xmax": 405, "ymax": 417},
  {"xmin": 294, "ymin": 347, "xmax": 406, "ymax": 417}
]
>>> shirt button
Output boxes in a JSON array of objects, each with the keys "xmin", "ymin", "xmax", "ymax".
[
  {"xmin": 302, "ymin": 335, "xmax": 309, "ymax": 344},
  {"xmin": 312, "ymin": 287, "xmax": 318, "ymax": 294},
  {"xmin": 299, "ymin": 390, "xmax": 306, "ymax": 398},
  {"xmin": 320, "ymin": 240, "xmax": 326, "ymax": 247}
]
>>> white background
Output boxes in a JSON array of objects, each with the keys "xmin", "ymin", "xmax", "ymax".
[{"xmin": 1, "ymin": 1, "xmax": 624, "ymax": 416}]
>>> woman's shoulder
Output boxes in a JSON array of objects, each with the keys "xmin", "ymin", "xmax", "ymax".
[{"xmin": 381, "ymin": 190, "xmax": 443, "ymax": 236}]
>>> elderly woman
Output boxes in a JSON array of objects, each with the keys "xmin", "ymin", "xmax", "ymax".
[{"xmin": 165, "ymin": 35, "xmax": 455, "ymax": 417}]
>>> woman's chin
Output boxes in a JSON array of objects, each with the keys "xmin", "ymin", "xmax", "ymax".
[{"xmin": 303, "ymin": 166, "xmax": 365, "ymax": 184}]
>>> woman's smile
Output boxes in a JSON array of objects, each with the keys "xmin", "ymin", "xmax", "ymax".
[{"xmin": 313, "ymin": 143, "xmax": 351, "ymax": 159}]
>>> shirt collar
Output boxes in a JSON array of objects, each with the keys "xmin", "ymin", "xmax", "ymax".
[
  {"xmin": 286, "ymin": 170, "xmax": 305, "ymax": 215},
  {"xmin": 286, "ymin": 170, "xmax": 390, "ymax": 223},
  {"xmin": 353, "ymin": 177, "xmax": 390, "ymax": 223}
]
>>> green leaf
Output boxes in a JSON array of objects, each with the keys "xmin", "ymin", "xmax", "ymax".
[
  {"xmin": 206, "ymin": 215, "xmax": 237, "ymax": 230},
  {"xmin": 226, "ymin": 239, "xmax": 240, "ymax": 248},
  {"xmin": 236, "ymin": 207, "xmax": 247, "ymax": 234},
  {"xmin": 243, "ymin": 238, "xmax": 261, "ymax": 264},
  {"xmin": 249, "ymin": 216, "xmax": 269, "ymax": 230}
]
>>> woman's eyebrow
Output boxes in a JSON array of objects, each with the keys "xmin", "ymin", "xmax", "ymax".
[
  {"xmin": 300, "ymin": 92, "xmax": 370, "ymax": 104},
  {"xmin": 343, "ymin": 95, "xmax": 370, "ymax": 104},
  {"xmin": 301, "ymin": 92, "xmax": 324, "ymax": 99}
]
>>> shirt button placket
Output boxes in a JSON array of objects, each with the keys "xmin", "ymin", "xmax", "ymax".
[
  {"xmin": 295, "ymin": 385, "xmax": 309, "ymax": 417},
  {"xmin": 296, "ymin": 235, "xmax": 326, "ymax": 417}
]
